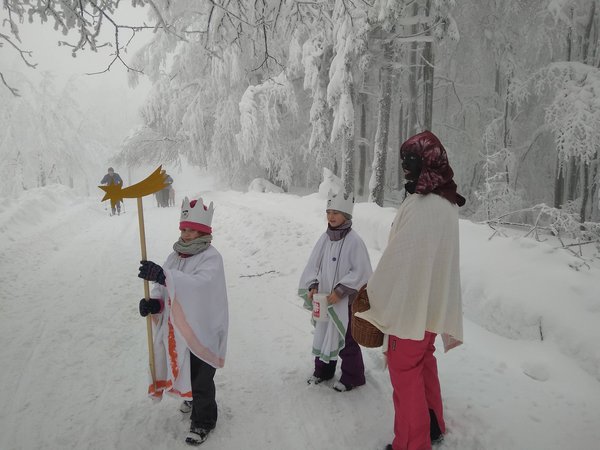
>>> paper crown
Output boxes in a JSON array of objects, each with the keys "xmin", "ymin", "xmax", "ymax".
[
  {"xmin": 326, "ymin": 190, "xmax": 354, "ymax": 216},
  {"xmin": 180, "ymin": 197, "xmax": 214, "ymax": 234}
]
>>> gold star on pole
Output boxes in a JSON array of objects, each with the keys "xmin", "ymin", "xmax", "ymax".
[
  {"xmin": 98, "ymin": 165, "xmax": 171, "ymax": 391},
  {"xmin": 99, "ymin": 166, "xmax": 169, "ymax": 209}
]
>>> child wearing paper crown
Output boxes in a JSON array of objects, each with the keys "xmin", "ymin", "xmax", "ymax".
[
  {"xmin": 137, "ymin": 197, "xmax": 229, "ymax": 447},
  {"xmin": 298, "ymin": 191, "xmax": 373, "ymax": 392}
]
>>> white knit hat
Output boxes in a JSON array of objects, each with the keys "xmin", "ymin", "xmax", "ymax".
[
  {"xmin": 180, "ymin": 197, "xmax": 214, "ymax": 234},
  {"xmin": 326, "ymin": 190, "xmax": 354, "ymax": 217}
]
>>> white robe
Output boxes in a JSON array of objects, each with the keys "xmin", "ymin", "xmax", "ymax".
[
  {"xmin": 148, "ymin": 245, "xmax": 229, "ymax": 399},
  {"xmin": 298, "ymin": 229, "xmax": 373, "ymax": 362},
  {"xmin": 355, "ymin": 194, "xmax": 463, "ymax": 352}
]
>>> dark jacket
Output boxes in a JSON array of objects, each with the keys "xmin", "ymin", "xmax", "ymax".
[{"xmin": 101, "ymin": 173, "xmax": 123, "ymax": 186}]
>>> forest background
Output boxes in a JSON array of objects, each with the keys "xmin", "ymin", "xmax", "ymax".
[{"xmin": 1, "ymin": 0, "xmax": 600, "ymax": 239}]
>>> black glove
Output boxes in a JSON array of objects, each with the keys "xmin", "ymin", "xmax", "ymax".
[
  {"xmin": 138, "ymin": 260, "xmax": 166, "ymax": 285},
  {"xmin": 139, "ymin": 298, "xmax": 162, "ymax": 317}
]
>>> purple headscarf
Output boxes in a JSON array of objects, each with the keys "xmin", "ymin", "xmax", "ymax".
[{"xmin": 400, "ymin": 130, "xmax": 466, "ymax": 207}]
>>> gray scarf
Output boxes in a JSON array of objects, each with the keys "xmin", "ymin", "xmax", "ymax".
[
  {"xmin": 173, "ymin": 235, "xmax": 213, "ymax": 255},
  {"xmin": 327, "ymin": 220, "xmax": 352, "ymax": 241}
]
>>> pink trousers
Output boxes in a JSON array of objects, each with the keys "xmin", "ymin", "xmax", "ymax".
[{"xmin": 387, "ymin": 332, "xmax": 445, "ymax": 450}]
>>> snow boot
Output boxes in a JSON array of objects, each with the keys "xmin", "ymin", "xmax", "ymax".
[
  {"xmin": 180, "ymin": 400, "xmax": 193, "ymax": 414},
  {"xmin": 430, "ymin": 408, "xmax": 444, "ymax": 444},
  {"xmin": 307, "ymin": 374, "xmax": 334, "ymax": 385},
  {"xmin": 185, "ymin": 425, "xmax": 210, "ymax": 446},
  {"xmin": 307, "ymin": 375, "xmax": 325, "ymax": 385},
  {"xmin": 332, "ymin": 380, "xmax": 353, "ymax": 392}
]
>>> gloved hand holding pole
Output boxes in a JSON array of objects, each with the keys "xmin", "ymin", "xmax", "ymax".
[{"xmin": 99, "ymin": 166, "xmax": 170, "ymax": 390}]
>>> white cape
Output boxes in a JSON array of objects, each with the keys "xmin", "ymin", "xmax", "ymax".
[
  {"xmin": 147, "ymin": 246, "xmax": 228, "ymax": 399},
  {"xmin": 356, "ymin": 194, "xmax": 463, "ymax": 352},
  {"xmin": 298, "ymin": 230, "xmax": 372, "ymax": 361}
]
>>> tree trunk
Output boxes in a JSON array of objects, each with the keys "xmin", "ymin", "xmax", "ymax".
[
  {"xmin": 397, "ymin": 103, "xmax": 405, "ymax": 189},
  {"xmin": 554, "ymin": 159, "xmax": 565, "ymax": 208},
  {"xmin": 369, "ymin": 42, "xmax": 394, "ymax": 206},
  {"xmin": 342, "ymin": 96, "xmax": 355, "ymax": 196},
  {"xmin": 579, "ymin": 162, "xmax": 589, "ymax": 222},
  {"xmin": 407, "ymin": 3, "xmax": 419, "ymax": 136},
  {"xmin": 340, "ymin": 70, "xmax": 356, "ymax": 196},
  {"xmin": 557, "ymin": 8, "xmax": 574, "ymax": 206},
  {"xmin": 582, "ymin": 1, "xmax": 596, "ymax": 64},
  {"xmin": 358, "ymin": 94, "xmax": 368, "ymax": 196},
  {"xmin": 576, "ymin": 1, "xmax": 597, "ymax": 219},
  {"xmin": 503, "ymin": 74, "xmax": 512, "ymax": 186},
  {"xmin": 316, "ymin": 45, "xmax": 335, "ymax": 169},
  {"xmin": 39, "ymin": 155, "xmax": 46, "ymax": 187},
  {"xmin": 494, "ymin": 65, "xmax": 501, "ymax": 105},
  {"xmin": 423, "ymin": 46, "xmax": 434, "ymax": 131},
  {"xmin": 423, "ymin": 0, "xmax": 434, "ymax": 131},
  {"xmin": 342, "ymin": 136, "xmax": 355, "ymax": 196},
  {"xmin": 566, "ymin": 157, "xmax": 579, "ymax": 201},
  {"xmin": 590, "ymin": 160, "xmax": 599, "ymax": 221}
]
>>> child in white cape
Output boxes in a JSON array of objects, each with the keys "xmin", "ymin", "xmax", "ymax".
[
  {"xmin": 137, "ymin": 197, "xmax": 228, "ymax": 447},
  {"xmin": 298, "ymin": 191, "xmax": 373, "ymax": 391}
]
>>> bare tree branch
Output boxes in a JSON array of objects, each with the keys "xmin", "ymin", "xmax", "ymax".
[
  {"xmin": 0, "ymin": 31, "xmax": 37, "ymax": 68},
  {"xmin": 0, "ymin": 0, "xmax": 172, "ymax": 91},
  {"xmin": 0, "ymin": 71, "xmax": 20, "ymax": 96}
]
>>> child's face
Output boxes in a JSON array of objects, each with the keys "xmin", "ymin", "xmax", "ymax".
[
  {"xmin": 326, "ymin": 210, "xmax": 346, "ymax": 228},
  {"xmin": 180, "ymin": 228, "xmax": 203, "ymax": 242}
]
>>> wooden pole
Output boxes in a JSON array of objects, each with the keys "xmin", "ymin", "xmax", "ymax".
[{"xmin": 137, "ymin": 197, "xmax": 157, "ymax": 390}]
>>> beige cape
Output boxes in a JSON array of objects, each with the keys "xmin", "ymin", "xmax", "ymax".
[{"xmin": 355, "ymin": 194, "xmax": 463, "ymax": 352}]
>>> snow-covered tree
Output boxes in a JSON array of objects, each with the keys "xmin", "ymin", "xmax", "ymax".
[
  {"xmin": 5, "ymin": 0, "xmax": 600, "ymax": 228},
  {"xmin": 0, "ymin": 74, "xmax": 114, "ymax": 197},
  {"xmin": 513, "ymin": 62, "xmax": 600, "ymax": 221},
  {"xmin": 301, "ymin": 33, "xmax": 336, "ymax": 173},
  {"xmin": 236, "ymin": 72, "xmax": 302, "ymax": 189},
  {"xmin": 120, "ymin": 1, "xmax": 310, "ymax": 187},
  {"xmin": 367, "ymin": 0, "xmax": 457, "ymax": 205}
]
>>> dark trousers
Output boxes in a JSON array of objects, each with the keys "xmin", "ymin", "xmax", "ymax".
[
  {"xmin": 190, "ymin": 352, "xmax": 217, "ymax": 430},
  {"xmin": 313, "ymin": 303, "xmax": 366, "ymax": 387}
]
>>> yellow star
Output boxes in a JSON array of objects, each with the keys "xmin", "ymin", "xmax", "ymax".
[{"xmin": 99, "ymin": 166, "xmax": 170, "ymax": 208}]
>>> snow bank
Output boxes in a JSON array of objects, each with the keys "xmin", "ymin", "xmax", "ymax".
[
  {"xmin": 459, "ymin": 220, "xmax": 600, "ymax": 381},
  {"xmin": 248, "ymin": 178, "xmax": 284, "ymax": 193},
  {"xmin": 0, "ymin": 184, "xmax": 80, "ymax": 241},
  {"xmin": 352, "ymin": 200, "xmax": 600, "ymax": 382}
]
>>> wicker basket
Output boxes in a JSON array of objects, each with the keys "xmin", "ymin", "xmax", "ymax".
[{"xmin": 351, "ymin": 284, "xmax": 384, "ymax": 348}]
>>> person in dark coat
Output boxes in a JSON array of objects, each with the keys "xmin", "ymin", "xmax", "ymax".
[{"xmin": 100, "ymin": 167, "xmax": 123, "ymax": 215}]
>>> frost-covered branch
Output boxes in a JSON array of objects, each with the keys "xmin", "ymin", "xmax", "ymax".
[
  {"xmin": 0, "ymin": 31, "xmax": 37, "ymax": 68},
  {"xmin": 0, "ymin": 0, "xmax": 168, "ymax": 94},
  {"xmin": 0, "ymin": 29, "xmax": 39, "ymax": 96},
  {"xmin": 251, "ymin": 20, "xmax": 284, "ymax": 72},
  {"xmin": 512, "ymin": 62, "xmax": 600, "ymax": 166},
  {"xmin": 0, "ymin": 71, "xmax": 20, "ymax": 96},
  {"xmin": 484, "ymin": 204, "xmax": 600, "ymax": 254}
]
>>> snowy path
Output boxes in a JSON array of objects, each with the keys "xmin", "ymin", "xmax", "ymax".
[{"xmin": 1, "ymin": 185, "xmax": 599, "ymax": 450}]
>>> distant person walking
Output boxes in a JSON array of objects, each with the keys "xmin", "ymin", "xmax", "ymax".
[
  {"xmin": 158, "ymin": 170, "xmax": 174, "ymax": 207},
  {"xmin": 100, "ymin": 167, "xmax": 123, "ymax": 215}
]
